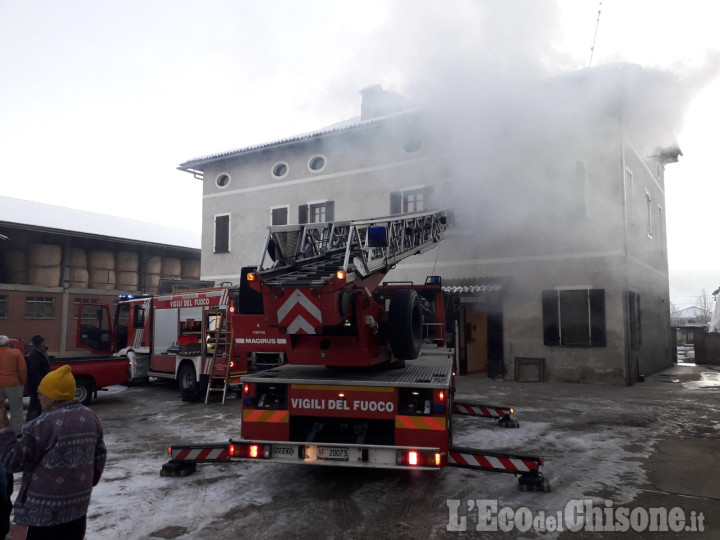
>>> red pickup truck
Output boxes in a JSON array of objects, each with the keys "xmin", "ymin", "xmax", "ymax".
[{"xmin": 11, "ymin": 338, "xmax": 129, "ymax": 405}]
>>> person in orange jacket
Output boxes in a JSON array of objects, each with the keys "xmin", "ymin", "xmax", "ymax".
[{"xmin": 0, "ymin": 336, "xmax": 27, "ymax": 436}]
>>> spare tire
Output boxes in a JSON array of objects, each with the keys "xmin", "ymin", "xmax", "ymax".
[{"xmin": 389, "ymin": 289, "xmax": 424, "ymax": 360}]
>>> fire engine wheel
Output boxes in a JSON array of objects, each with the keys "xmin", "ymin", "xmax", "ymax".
[
  {"xmin": 178, "ymin": 363, "xmax": 197, "ymax": 393},
  {"xmin": 75, "ymin": 378, "xmax": 93, "ymax": 405},
  {"xmin": 389, "ymin": 288, "xmax": 423, "ymax": 360}
]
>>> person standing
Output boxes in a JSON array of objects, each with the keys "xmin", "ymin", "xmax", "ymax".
[
  {"xmin": 0, "ymin": 365, "xmax": 106, "ymax": 539},
  {"xmin": 0, "ymin": 335, "xmax": 27, "ymax": 436},
  {"xmin": 25, "ymin": 335, "xmax": 51, "ymax": 422}
]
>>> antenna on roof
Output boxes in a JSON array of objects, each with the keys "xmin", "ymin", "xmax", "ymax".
[{"xmin": 588, "ymin": 2, "xmax": 602, "ymax": 67}]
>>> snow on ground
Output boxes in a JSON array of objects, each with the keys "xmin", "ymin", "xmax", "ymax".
[{"xmin": 15, "ymin": 366, "xmax": 714, "ymax": 539}]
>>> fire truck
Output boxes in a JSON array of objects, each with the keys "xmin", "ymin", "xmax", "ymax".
[
  {"xmin": 76, "ymin": 282, "xmax": 289, "ymax": 400},
  {"xmin": 163, "ymin": 210, "xmax": 550, "ymax": 490}
]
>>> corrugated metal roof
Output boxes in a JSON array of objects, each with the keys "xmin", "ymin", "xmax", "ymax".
[
  {"xmin": 0, "ymin": 196, "xmax": 200, "ymax": 249},
  {"xmin": 177, "ymin": 109, "xmax": 416, "ymax": 171}
]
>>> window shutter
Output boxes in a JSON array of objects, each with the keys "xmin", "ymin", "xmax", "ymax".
[
  {"xmin": 390, "ymin": 191, "xmax": 401, "ymax": 214},
  {"xmin": 272, "ymin": 207, "xmax": 288, "ymax": 226},
  {"xmin": 423, "ymin": 185, "xmax": 434, "ymax": 210},
  {"xmin": 590, "ymin": 289, "xmax": 606, "ymax": 347},
  {"xmin": 214, "ymin": 215, "xmax": 230, "ymax": 253},
  {"xmin": 542, "ymin": 290, "xmax": 560, "ymax": 346},
  {"xmin": 298, "ymin": 204, "xmax": 308, "ymax": 224},
  {"xmin": 324, "ymin": 201, "xmax": 334, "ymax": 222}
]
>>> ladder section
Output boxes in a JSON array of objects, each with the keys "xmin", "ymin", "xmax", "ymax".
[
  {"xmin": 204, "ymin": 310, "xmax": 233, "ymax": 405},
  {"xmin": 256, "ymin": 210, "xmax": 448, "ymax": 287}
]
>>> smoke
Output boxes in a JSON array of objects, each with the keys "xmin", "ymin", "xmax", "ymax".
[{"xmin": 336, "ymin": 1, "xmax": 720, "ymax": 243}]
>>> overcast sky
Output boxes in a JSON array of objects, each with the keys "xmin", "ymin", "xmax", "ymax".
[{"xmin": 1, "ymin": 0, "xmax": 718, "ymax": 307}]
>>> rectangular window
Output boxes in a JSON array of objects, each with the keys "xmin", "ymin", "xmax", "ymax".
[
  {"xmin": 26, "ymin": 297, "xmax": 55, "ymax": 319},
  {"xmin": 645, "ymin": 190, "xmax": 653, "ymax": 239},
  {"xmin": 390, "ymin": 186, "xmax": 433, "ymax": 214},
  {"xmin": 542, "ymin": 288, "xmax": 606, "ymax": 347},
  {"xmin": 271, "ymin": 206, "xmax": 288, "ymax": 226},
  {"xmin": 0, "ymin": 295, "xmax": 7, "ymax": 318},
  {"xmin": 214, "ymin": 214, "xmax": 230, "ymax": 253},
  {"xmin": 299, "ymin": 201, "xmax": 334, "ymax": 224},
  {"xmin": 73, "ymin": 298, "xmax": 99, "ymax": 320}
]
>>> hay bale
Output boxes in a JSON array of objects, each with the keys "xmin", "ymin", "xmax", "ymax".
[
  {"xmin": 27, "ymin": 244, "xmax": 62, "ymax": 267},
  {"xmin": 116, "ymin": 251, "xmax": 139, "ymax": 272},
  {"xmin": 70, "ymin": 248, "xmax": 87, "ymax": 268},
  {"xmin": 89, "ymin": 269, "xmax": 116, "ymax": 289},
  {"xmin": 181, "ymin": 259, "xmax": 201, "ymax": 279},
  {"xmin": 145, "ymin": 256, "xmax": 162, "ymax": 274},
  {"xmin": 146, "ymin": 273, "xmax": 161, "ymax": 288},
  {"xmin": 27, "ymin": 266, "xmax": 61, "ymax": 287},
  {"xmin": 161, "ymin": 257, "xmax": 182, "ymax": 277},
  {"xmin": 116, "ymin": 271, "xmax": 139, "ymax": 289},
  {"xmin": 88, "ymin": 250, "xmax": 115, "ymax": 271},
  {"xmin": 69, "ymin": 268, "xmax": 89, "ymax": 288}
]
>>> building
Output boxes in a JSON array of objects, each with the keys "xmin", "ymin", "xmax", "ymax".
[
  {"xmin": 0, "ymin": 196, "xmax": 200, "ymax": 357},
  {"xmin": 178, "ymin": 65, "xmax": 680, "ymax": 385}
]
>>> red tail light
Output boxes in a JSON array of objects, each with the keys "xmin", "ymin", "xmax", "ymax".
[
  {"xmin": 229, "ymin": 443, "xmax": 268, "ymax": 459},
  {"xmin": 398, "ymin": 450, "xmax": 443, "ymax": 467}
]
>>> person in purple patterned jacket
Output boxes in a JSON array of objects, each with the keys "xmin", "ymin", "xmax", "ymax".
[{"xmin": 0, "ymin": 365, "xmax": 106, "ymax": 539}]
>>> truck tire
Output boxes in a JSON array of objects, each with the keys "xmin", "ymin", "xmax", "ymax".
[
  {"xmin": 75, "ymin": 378, "xmax": 94, "ymax": 405},
  {"xmin": 177, "ymin": 363, "xmax": 197, "ymax": 393},
  {"xmin": 388, "ymin": 289, "xmax": 423, "ymax": 360}
]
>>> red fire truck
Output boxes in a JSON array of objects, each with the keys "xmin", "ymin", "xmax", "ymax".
[
  {"xmin": 163, "ymin": 211, "xmax": 549, "ymax": 490},
  {"xmin": 76, "ymin": 282, "xmax": 289, "ymax": 400}
]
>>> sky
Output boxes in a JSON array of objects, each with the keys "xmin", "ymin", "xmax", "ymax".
[{"xmin": 0, "ymin": 0, "xmax": 718, "ymax": 308}]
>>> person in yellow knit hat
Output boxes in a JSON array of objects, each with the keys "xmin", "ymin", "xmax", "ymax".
[{"xmin": 0, "ymin": 364, "xmax": 106, "ymax": 539}]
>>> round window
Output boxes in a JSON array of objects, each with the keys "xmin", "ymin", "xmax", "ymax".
[
  {"xmin": 403, "ymin": 138, "xmax": 423, "ymax": 153},
  {"xmin": 272, "ymin": 162, "xmax": 289, "ymax": 178},
  {"xmin": 216, "ymin": 174, "xmax": 230, "ymax": 188},
  {"xmin": 308, "ymin": 155, "xmax": 326, "ymax": 172}
]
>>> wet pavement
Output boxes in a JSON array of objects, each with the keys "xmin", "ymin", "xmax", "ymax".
[{"xmin": 41, "ymin": 361, "xmax": 720, "ymax": 539}]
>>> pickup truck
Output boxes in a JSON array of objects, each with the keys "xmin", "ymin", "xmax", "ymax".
[
  {"xmin": 49, "ymin": 356, "xmax": 130, "ymax": 405},
  {"xmin": 12, "ymin": 337, "xmax": 130, "ymax": 405}
]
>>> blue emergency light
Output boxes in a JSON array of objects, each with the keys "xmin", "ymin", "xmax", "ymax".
[{"xmin": 367, "ymin": 225, "xmax": 388, "ymax": 248}]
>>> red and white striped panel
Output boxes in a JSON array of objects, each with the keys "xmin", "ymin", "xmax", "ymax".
[
  {"xmin": 172, "ymin": 446, "xmax": 229, "ymax": 462},
  {"xmin": 452, "ymin": 403, "xmax": 511, "ymax": 418},
  {"xmin": 276, "ymin": 289, "xmax": 322, "ymax": 334},
  {"xmin": 448, "ymin": 451, "xmax": 539, "ymax": 473}
]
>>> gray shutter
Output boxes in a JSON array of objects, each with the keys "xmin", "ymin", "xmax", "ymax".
[
  {"xmin": 590, "ymin": 289, "xmax": 606, "ymax": 347},
  {"xmin": 298, "ymin": 204, "xmax": 308, "ymax": 224},
  {"xmin": 390, "ymin": 191, "xmax": 401, "ymax": 214},
  {"xmin": 324, "ymin": 201, "xmax": 334, "ymax": 222},
  {"xmin": 542, "ymin": 290, "xmax": 559, "ymax": 346}
]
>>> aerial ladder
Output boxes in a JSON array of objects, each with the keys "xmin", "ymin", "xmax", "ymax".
[{"xmin": 246, "ymin": 210, "xmax": 448, "ymax": 367}]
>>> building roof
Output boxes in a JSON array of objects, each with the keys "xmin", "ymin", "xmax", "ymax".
[
  {"xmin": 0, "ymin": 196, "xmax": 200, "ymax": 249},
  {"xmin": 177, "ymin": 109, "xmax": 416, "ymax": 173}
]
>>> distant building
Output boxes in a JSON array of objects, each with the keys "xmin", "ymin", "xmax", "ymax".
[
  {"xmin": 179, "ymin": 64, "xmax": 679, "ymax": 385},
  {"xmin": 0, "ymin": 196, "xmax": 200, "ymax": 357}
]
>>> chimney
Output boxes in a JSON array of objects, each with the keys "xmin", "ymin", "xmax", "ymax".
[{"xmin": 359, "ymin": 84, "xmax": 407, "ymax": 120}]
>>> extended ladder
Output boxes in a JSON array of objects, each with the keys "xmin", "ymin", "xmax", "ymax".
[
  {"xmin": 204, "ymin": 310, "xmax": 233, "ymax": 405},
  {"xmin": 255, "ymin": 209, "xmax": 448, "ymax": 287}
]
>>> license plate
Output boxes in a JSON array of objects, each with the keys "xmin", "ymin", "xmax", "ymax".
[{"xmin": 317, "ymin": 446, "xmax": 348, "ymax": 461}]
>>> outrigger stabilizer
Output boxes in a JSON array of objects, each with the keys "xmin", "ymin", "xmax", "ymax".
[
  {"xmin": 160, "ymin": 441, "xmax": 550, "ymax": 491},
  {"xmin": 448, "ymin": 446, "xmax": 551, "ymax": 491},
  {"xmin": 453, "ymin": 401, "xmax": 520, "ymax": 428}
]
